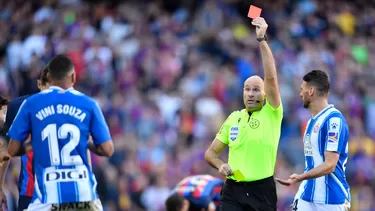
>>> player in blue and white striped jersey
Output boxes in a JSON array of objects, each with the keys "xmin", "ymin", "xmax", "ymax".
[
  {"xmin": 6, "ymin": 55, "xmax": 114, "ymax": 211},
  {"xmin": 276, "ymin": 70, "xmax": 350, "ymax": 211}
]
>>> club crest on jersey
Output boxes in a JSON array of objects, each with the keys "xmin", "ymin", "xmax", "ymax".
[
  {"xmin": 249, "ymin": 119, "xmax": 260, "ymax": 129},
  {"xmin": 230, "ymin": 126, "xmax": 239, "ymax": 141},
  {"xmin": 313, "ymin": 123, "xmax": 320, "ymax": 133}
]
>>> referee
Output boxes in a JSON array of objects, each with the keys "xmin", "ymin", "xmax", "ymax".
[{"xmin": 205, "ymin": 17, "xmax": 282, "ymax": 211}]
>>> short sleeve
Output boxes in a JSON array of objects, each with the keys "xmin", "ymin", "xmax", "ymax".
[
  {"xmin": 215, "ymin": 113, "xmax": 235, "ymax": 145},
  {"xmin": 90, "ymin": 101, "xmax": 112, "ymax": 145},
  {"xmin": 325, "ymin": 117, "xmax": 347, "ymax": 153},
  {"xmin": 264, "ymin": 100, "xmax": 283, "ymax": 120},
  {"xmin": 7, "ymin": 100, "xmax": 31, "ymax": 143}
]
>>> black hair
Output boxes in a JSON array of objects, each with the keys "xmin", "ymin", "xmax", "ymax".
[
  {"xmin": 47, "ymin": 54, "xmax": 74, "ymax": 81},
  {"xmin": 165, "ymin": 193, "xmax": 185, "ymax": 211},
  {"xmin": 0, "ymin": 95, "xmax": 8, "ymax": 107},
  {"xmin": 40, "ymin": 66, "xmax": 49, "ymax": 85},
  {"xmin": 303, "ymin": 70, "xmax": 330, "ymax": 96}
]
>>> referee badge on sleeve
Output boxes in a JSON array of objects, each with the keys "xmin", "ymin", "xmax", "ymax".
[{"xmin": 230, "ymin": 126, "xmax": 239, "ymax": 141}]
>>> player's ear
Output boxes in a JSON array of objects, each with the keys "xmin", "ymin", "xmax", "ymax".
[
  {"xmin": 309, "ymin": 87, "xmax": 314, "ymax": 96},
  {"xmin": 37, "ymin": 80, "xmax": 42, "ymax": 91},
  {"xmin": 71, "ymin": 72, "xmax": 76, "ymax": 85},
  {"xmin": 47, "ymin": 72, "xmax": 52, "ymax": 82}
]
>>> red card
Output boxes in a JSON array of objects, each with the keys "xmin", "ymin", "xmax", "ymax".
[{"xmin": 248, "ymin": 5, "xmax": 262, "ymax": 19}]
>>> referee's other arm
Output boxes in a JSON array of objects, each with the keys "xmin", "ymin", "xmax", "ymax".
[{"xmin": 205, "ymin": 139, "xmax": 232, "ymax": 176}]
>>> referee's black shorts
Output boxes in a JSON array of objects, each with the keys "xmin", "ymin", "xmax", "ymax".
[{"xmin": 220, "ymin": 176, "xmax": 277, "ymax": 211}]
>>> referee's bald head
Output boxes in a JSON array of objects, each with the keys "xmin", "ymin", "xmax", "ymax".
[
  {"xmin": 243, "ymin": 75, "xmax": 266, "ymax": 111},
  {"xmin": 244, "ymin": 76, "xmax": 264, "ymax": 87}
]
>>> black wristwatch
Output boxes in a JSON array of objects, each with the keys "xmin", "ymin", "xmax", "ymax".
[{"xmin": 257, "ymin": 35, "xmax": 268, "ymax": 42}]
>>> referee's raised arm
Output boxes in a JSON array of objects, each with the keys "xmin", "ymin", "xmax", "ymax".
[
  {"xmin": 205, "ymin": 17, "xmax": 282, "ymax": 211},
  {"xmin": 252, "ymin": 17, "xmax": 281, "ymax": 109}
]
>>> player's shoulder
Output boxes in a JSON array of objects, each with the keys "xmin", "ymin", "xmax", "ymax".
[
  {"xmin": 322, "ymin": 106, "xmax": 348, "ymax": 128},
  {"xmin": 64, "ymin": 89, "xmax": 101, "ymax": 110},
  {"xmin": 8, "ymin": 95, "xmax": 30, "ymax": 108},
  {"xmin": 67, "ymin": 89, "xmax": 91, "ymax": 101},
  {"xmin": 16, "ymin": 92, "xmax": 46, "ymax": 107},
  {"xmin": 28, "ymin": 89, "xmax": 53, "ymax": 100},
  {"xmin": 22, "ymin": 89, "xmax": 57, "ymax": 106},
  {"xmin": 326, "ymin": 106, "xmax": 346, "ymax": 120},
  {"xmin": 68, "ymin": 89, "xmax": 88, "ymax": 97},
  {"xmin": 10, "ymin": 95, "xmax": 29, "ymax": 103}
]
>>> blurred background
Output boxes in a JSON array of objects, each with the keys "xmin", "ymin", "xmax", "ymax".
[{"xmin": 0, "ymin": 0, "xmax": 374, "ymax": 210}]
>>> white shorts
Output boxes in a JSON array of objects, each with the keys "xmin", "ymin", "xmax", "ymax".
[
  {"xmin": 26, "ymin": 199, "xmax": 103, "ymax": 211},
  {"xmin": 292, "ymin": 199, "xmax": 350, "ymax": 211}
]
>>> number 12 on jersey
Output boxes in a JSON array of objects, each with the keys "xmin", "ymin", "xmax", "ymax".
[{"xmin": 42, "ymin": 123, "xmax": 83, "ymax": 166}]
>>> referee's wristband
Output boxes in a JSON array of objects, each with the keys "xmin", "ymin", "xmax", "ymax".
[{"xmin": 257, "ymin": 35, "xmax": 268, "ymax": 42}]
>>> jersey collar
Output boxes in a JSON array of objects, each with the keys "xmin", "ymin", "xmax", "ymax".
[
  {"xmin": 312, "ymin": 104, "xmax": 334, "ymax": 119},
  {"xmin": 49, "ymin": 86, "xmax": 74, "ymax": 91}
]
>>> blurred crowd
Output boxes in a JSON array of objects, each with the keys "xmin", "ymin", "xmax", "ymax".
[{"xmin": 0, "ymin": 0, "xmax": 375, "ymax": 210}]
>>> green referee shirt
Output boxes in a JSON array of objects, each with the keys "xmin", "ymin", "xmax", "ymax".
[{"xmin": 216, "ymin": 101, "xmax": 283, "ymax": 182}]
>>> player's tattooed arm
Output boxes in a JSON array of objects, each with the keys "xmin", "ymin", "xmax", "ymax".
[
  {"xmin": 88, "ymin": 140, "xmax": 114, "ymax": 157},
  {"xmin": 0, "ymin": 140, "xmax": 10, "ymax": 185},
  {"xmin": 8, "ymin": 139, "xmax": 31, "ymax": 157},
  {"xmin": 0, "ymin": 147, "xmax": 10, "ymax": 162},
  {"xmin": 0, "ymin": 139, "xmax": 10, "ymax": 162},
  {"xmin": 0, "ymin": 139, "xmax": 10, "ymax": 210},
  {"xmin": 0, "ymin": 139, "xmax": 6, "ymax": 151}
]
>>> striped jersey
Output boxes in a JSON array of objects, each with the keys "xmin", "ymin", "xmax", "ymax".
[
  {"xmin": 295, "ymin": 105, "xmax": 350, "ymax": 204},
  {"xmin": 8, "ymin": 86, "xmax": 111, "ymax": 204},
  {"xmin": 172, "ymin": 175, "xmax": 223, "ymax": 208},
  {"xmin": 2, "ymin": 95, "xmax": 35, "ymax": 197}
]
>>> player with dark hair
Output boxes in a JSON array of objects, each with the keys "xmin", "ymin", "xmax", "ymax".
[
  {"xmin": 0, "ymin": 66, "xmax": 49, "ymax": 211},
  {"xmin": 7, "ymin": 54, "xmax": 114, "ymax": 211},
  {"xmin": 276, "ymin": 70, "xmax": 351, "ymax": 211},
  {"xmin": 0, "ymin": 95, "xmax": 9, "ymax": 125},
  {"xmin": 301, "ymin": 70, "xmax": 331, "ymax": 108},
  {"xmin": 166, "ymin": 194, "xmax": 190, "ymax": 211},
  {"xmin": 165, "ymin": 175, "xmax": 223, "ymax": 211},
  {"xmin": 0, "ymin": 96, "xmax": 8, "ymax": 108}
]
